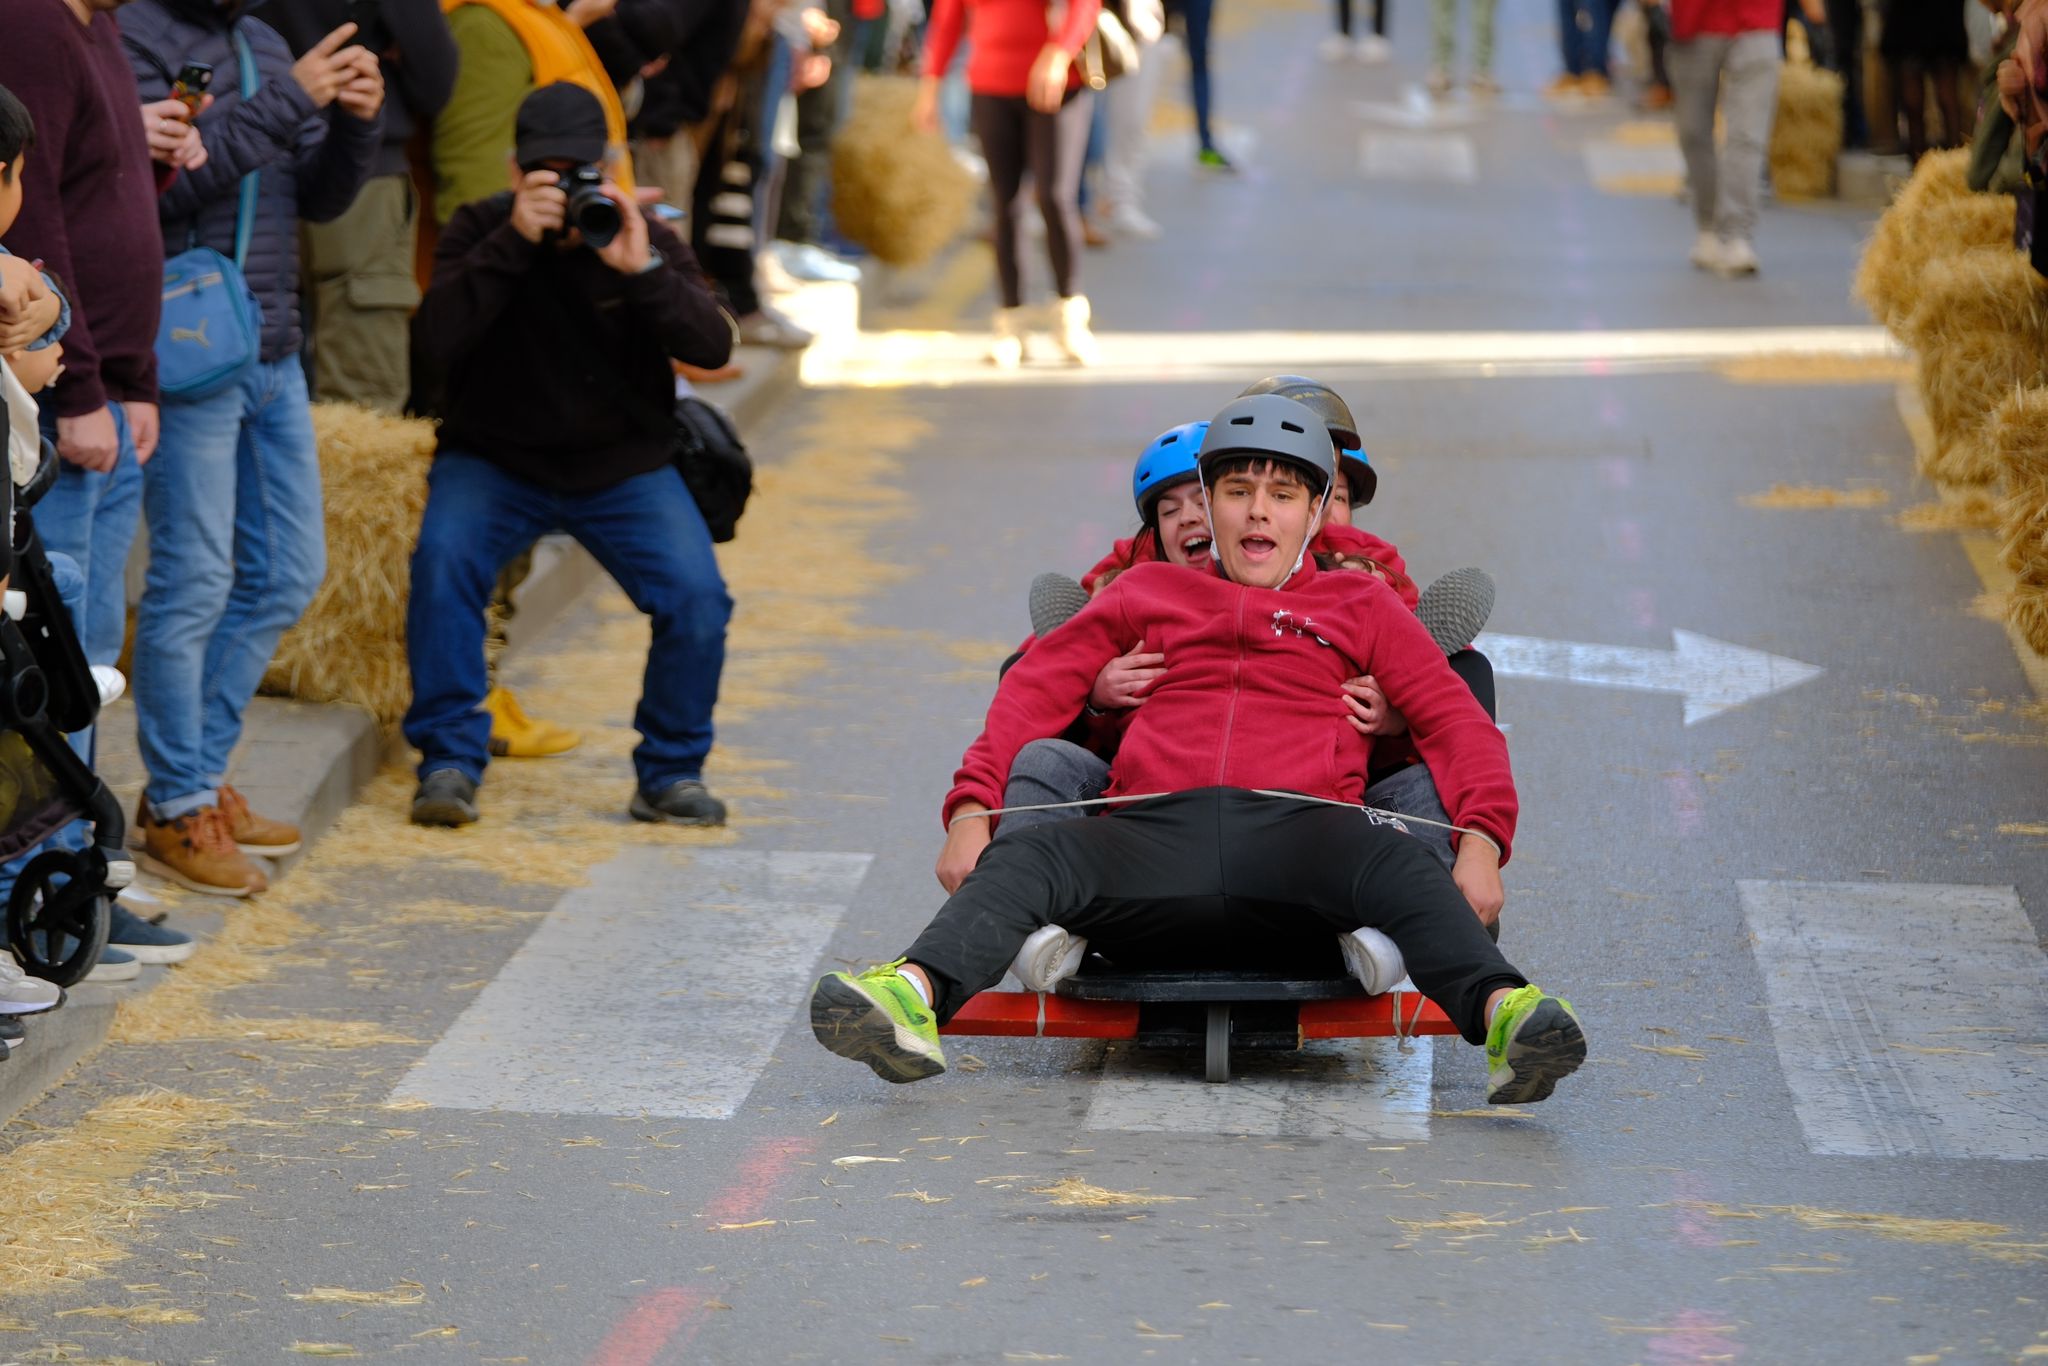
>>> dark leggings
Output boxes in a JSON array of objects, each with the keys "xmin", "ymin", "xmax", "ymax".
[
  {"xmin": 1168, "ymin": 0, "xmax": 1218, "ymax": 150},
  {"xmin": 908, "ymin": 787, "xmax": 1526, "ymax": 1043},
  {"xmin": 1336, "ymin": 0, "xmax": 1386, "ymax": 36},
  {"xmin": 1894, "ymin": 57, "xmax": 1968, "ymax": 162},
  {"xmin": 971, "ymin": 89, "xmax": 1094, "ymax": 308}
]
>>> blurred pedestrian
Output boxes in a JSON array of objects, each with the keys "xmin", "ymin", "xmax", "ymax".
[
  {"xmin": 1548, "ymin": 0, "xmax": 1616, "ymax": 96},
  {"xmin": 1325, "ymin": 0, "xmax": 1392, "ymax": 62},
  {"xmin": 916, "ymin": 0, "xmax": 1103, "ymax": 366},
  {"xmin": 1431, "ymin": 0, "xmax": 1501, "ymax": 96},
  {"xmin": 1167, "ymin": 0, "xmax": 1233, "ymax": 168},
  {"xmin": 1100, "ymin": 0, "xmax": 1165, "ymax": 239},
  {"xmin": 124, "ymin": 0, "xmax": 383, "ymax": 896},
  {"xmin": 1883, "ymin": 0, "xmax": 1972, "ymax": 159},
  {"xmin": 273, "ymin": 0, "xmax": 457, "ymax": 414}
]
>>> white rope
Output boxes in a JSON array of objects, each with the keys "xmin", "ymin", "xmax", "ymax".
[{"xmin": 949, "ymin": 788, "xmax": 1504, "ymax": 860}]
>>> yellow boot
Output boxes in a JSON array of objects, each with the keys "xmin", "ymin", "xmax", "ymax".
[{"xmin": 485, "ymin": 686, "xmax": 582, "ymax": 758}]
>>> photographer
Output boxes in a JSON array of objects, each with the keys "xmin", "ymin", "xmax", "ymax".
[{"xmin": 404, "ymin": 83, "xmax": 736, "ymax": 830}]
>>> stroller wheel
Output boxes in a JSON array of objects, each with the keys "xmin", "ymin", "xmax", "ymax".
[{"xmin": 8, "ymin": 849, "xmax": 110, "ymax": 988}]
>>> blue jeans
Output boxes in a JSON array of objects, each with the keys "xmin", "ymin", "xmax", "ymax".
[
  {"xmin": 1557, "ymin": 0, "xmax": 1616, "ymax": 75},
  {"xmin": 1170, "ymin": 0, "xmax": 1218, "ymax": 150},
  {"xmin": 402, "ymin": 454, "xmax": 730, "ymax": 793},
  {"xmin": 133, "ymin": 359, "xmax": 325, "ymax": 819},
  {"xmin": 34, "ymin": 402, "xmax": 144, "ymax": 668}
]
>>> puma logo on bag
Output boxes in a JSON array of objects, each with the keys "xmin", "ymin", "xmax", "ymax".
[{"xmin": 171, "ymin": 318, "xmax": 212, "ymax": 348}]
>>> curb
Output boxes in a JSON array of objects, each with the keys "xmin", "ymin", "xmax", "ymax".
[
  {"xmin": 1894, "ymin": 379, "xmax": 2048, "ymax": 703},
  {"xmin": 0, "ymin": 345, "xmax": 805, "ymax": 1131}
]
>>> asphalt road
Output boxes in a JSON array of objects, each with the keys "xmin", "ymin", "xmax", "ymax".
[{"xmin": 6, "ymin": 3, "xmax": 2047, "ymax": 1364}]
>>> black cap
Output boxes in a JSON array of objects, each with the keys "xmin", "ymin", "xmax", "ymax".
[{"xmin": 515, "ymin": 83, "xmax": 607, "ymax": 170}]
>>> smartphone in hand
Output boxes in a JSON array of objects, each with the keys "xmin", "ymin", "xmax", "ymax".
[{"xmin": 172, "ymin": 62, "xmax": 212, "ymax": 115}]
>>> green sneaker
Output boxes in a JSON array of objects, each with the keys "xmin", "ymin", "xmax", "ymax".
[
  {"xmin": 1484, "ymin": 985, "xmax": 1586, "ymax": 1105},
  {"xmin": 1197, "ymin": 145, "xmax": 1237, "ymax": 173},
  {"xmin": 810, "ymin": 960, "xmax": 947, "ymax": 1084}
]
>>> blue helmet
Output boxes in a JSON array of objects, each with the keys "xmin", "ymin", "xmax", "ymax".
[{"xmin": 1132, "ymin": 421, "xmax": 1209, "ymax": 518}]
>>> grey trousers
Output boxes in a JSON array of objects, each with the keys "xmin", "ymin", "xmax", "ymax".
[
  {"xmin": 999, "ymin": 736, "xmax": 1455, "ymax": 871},
  {"xmin": 1669, "ymin": 30, "xmax": 1782, "ymax": 245}
]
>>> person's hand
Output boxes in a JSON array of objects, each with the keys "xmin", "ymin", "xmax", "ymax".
[
  {"xmin": 794, "ymin": 51, "xmax": 832, "ymax": 90},
  {"xmin": 1089, "ymin": 640, "xmax": 1165, "ymax": 711},
  {"xmin": 1452, "ymin": 835, "xmax": 1505, "ymax": 928},
  {"xmin": 910, "ymin": 76, "xmax": 941, "ymax": 133},
  {"xmin": 1026, "ymin": 43, "xmax": 1072, "ymax": 113},
  {"xmin": 123, "ymin": 400, "xmax": 159, "ymax": 465},
  {"xmin": 802, "ymin": 7, "xmax": 841, "ymax": 46},
  {"xmin": 57, "ymin": 406, "xmax": 120, "ymax": 474},
  {"xmin": 2000, "ymin": 54, "xmax": 2029, "ymax": 117},
  {"xmin": 292, "ymin": 23, "xmax": 361, "ymax": 107},
  {"xmin": 1341, "ymin": 675, "xmax": 1409, "ymax": 737},
  {"xmin": 566, "ymin": 0, "xmax": 619, "ymax": 26},
  {"xmin": 142, "ymin": 97, "xmax": 209, "ymax": 168},
  {"xmin": 0, "ymin": 257, "xmax": 61, "ymax": 354},
  {"xmin": 936, "ymin": 803, "xmax": 991, "ymax": 893},
  {"xmin": 509, "ymin": 168, "xmax": 567, "ymax": 244},
  {"xmin": 334, "ymin": 47, "xmax": 385, "ymax": 120},
  {"xmin": 594, "ymin": 186, "xmax": 654, "ymax": 273}
]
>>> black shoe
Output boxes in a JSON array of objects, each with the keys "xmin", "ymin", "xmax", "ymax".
[
  {"xmin": 629, "ymin": 779, "xmax": 727, "ymax": 827},
  {"xmin": 0, "ymin": 1014, "xmax": 22, "ymax": 1053},
  {"xmin": 411, "ymin": 769, "xmax": 480, "ymax": 827}
]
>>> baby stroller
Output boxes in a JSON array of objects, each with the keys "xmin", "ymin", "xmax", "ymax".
[{"xmin": 0, "ymin": 444, "xmax": 133, "ymax": 987}]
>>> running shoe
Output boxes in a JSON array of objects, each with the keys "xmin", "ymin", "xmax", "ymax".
[
  {"xmin": 1197, "ymin": 146, "xmax": 1237, "ymax": 173},
  {"xmin": 0, "ymin": 959, "xmax": 63, "ymax": 1014},
  {"xmin": 810, "ymin": 959, "xmax": 947, "ymax": 1083},
  {"xmin": 84, "ymin": 946, "xmax": 142, "ymax": 984},
  {"xmin": 1484, "ymin": 984, "xmax": 1586, "ymax": 1105},
  {"xmin": 108, "ymin": 903, "xmax": 194, "ymax": 965}
]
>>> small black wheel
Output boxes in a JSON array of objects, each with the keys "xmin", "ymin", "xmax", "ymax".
[
  {"xmin": 7, "ymin": 848, "xmax": 107, "ymax": 988},
  {"xmin": 1204, "ymin": 1004, "xmax": 1230, "ymax": 1083}
]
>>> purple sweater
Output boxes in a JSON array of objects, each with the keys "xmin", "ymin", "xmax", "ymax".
[{"xmin": 0, "ymin": 0, "xmax": 164, "ymax": 417}]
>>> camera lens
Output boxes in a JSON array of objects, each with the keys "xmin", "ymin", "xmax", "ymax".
[{"xmin": 569, "ymin": 185, "xmax": 622, "ymax": 249}]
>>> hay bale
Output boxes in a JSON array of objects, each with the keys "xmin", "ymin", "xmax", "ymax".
[
  {"xmin": 260, "ymin": 404, "xmax": 436, "ymax": 724},
  {"xmin": 1770, "ymin": 61, "xmax": 1843, "ymax": 200},
  {"xmin": 830, "ymin": 75, "xmax": 976, "ymax": 268},
  {"xmin": 1994, "ymin": 386, "xmax": 2048, "ymax": 653},
  {"xmin": 1853, "ymin": 148, "xmax": 1976, "ymax": 332},
  {"xmin": 1902, "ymin": 247, "xmax": 2048, "ymax": 486}
]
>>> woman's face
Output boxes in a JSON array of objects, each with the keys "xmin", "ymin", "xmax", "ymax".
[{"xmin": 1152, "ymin": 479, "xmax": 1213, "ymax": 570}]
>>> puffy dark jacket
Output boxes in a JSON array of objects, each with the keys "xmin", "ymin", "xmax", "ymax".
[{"xmin": 124, "ymin": 0, "xmax": 384, "ymax": 363}]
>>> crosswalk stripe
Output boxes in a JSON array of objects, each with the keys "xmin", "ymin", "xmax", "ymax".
[
  {"xmin": 388, "ymin": 850, "xmax": 873, "ymax": 1119},
  {"xmin": 1086, "ymin": 1038, "xmax": 1435, "ymax": 1141},
  {"xmin": 1739, "ymin": 880, "xmax": 2048, "ymax": 1161}
]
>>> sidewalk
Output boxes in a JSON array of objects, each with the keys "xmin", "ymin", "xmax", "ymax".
[{"xmin": 0, "ymin": 340, "xmax": 809, "ymax": 1129}]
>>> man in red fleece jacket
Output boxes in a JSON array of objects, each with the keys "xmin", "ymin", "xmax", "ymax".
[{"xmin": 810, "ymin": 395, "xmax": 1587, "ymax": 1107}]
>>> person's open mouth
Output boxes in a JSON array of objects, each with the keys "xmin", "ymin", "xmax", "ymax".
[
  {"xmin": 1180, "ymin": 533, "xmax": 1213, "ymax": 563},
  {"xmin": 1237, "ymin": 534, "xmax": 1277, "ymax": 562}
]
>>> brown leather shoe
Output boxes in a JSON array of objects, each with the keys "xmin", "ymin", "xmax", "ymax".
[
  {"xmin": 218, "ymin": 784, "xmax": 302, "ymax": 857},
  {"xmin": 134, "ymin": 801, "xmax": 262, "ymax": 898}
]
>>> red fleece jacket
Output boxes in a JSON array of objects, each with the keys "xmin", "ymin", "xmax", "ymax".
[
  {"xmin": 949, "ymin": 559, "xmax": 1518, "ymax": 860},
  {"xmin": 1081, "ymin": 523, "xmax": 1420, "ymax": 610},
  {"xmin": 923, "ymin": 0, "xmax": 1103, "ymax": 97},
  {"xmin": 1670, "ymin": 0, "xmax": 1781, "ymax": 40}
]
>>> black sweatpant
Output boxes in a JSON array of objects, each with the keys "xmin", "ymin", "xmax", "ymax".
[
  {"xmin": 970, "ymin": 88, "xmax": 1094, "ymax": 308},
  {"xmin": 906, "ymin": 787, "xmax": 1525, "ymax": 1044}
]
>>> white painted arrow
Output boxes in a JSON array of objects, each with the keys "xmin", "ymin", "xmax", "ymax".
[{"xmin": 1474, "ymin": 629, "xmax": 1824, "ymax": 725}]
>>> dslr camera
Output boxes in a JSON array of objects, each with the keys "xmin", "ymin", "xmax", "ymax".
[{"xmin": 561, "ymin": 164, "xmax": 622, "ymax": 249}]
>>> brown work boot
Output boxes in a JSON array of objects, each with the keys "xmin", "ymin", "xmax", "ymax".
[
  {"xmin": 134, "ymin": 800, "xmax": 263, "ymax": 897},
  {"xmin": 218, "ymin": 783, "xmax": 302, "ymax": 857}
]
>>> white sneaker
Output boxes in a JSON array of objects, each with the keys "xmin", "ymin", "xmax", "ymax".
[
  {"xmin": 988, "ymin": 306, "xmax": 1026, "ymax": 369},
  {"xmin": 1319, "ymin": 33, "xmax": 1354, "ymax": 61},
  {"xmin": 1054, "ymin": 294, "xmax": 1100, "ymax": 366},
  {"xmin": 0, "ymin": 958, "xmax": 63, "ymax": 1013},
  {"xmin": 1716, "ymin": 237, "xmax": 1759, "ymax": 277},
  {"xmin": 91, "ymin": 665, "xmax": 125, "ymax": 706},
  {"xmin": 1688, "ymin": 230, "xmax": 1725, "ymax": 272},
  {"xmin": 1355, "ymin": 34, "xmax": 1393, "ymax": 63},
  {"xmin": 1009, "ymin": 924, "xmax": 1088, "ymax": 991},
  {"xmin": 1337, "ymin": 928, "xmax": 1409, "ymax": 996},
  {"xmin": 774, "ymin": 240, "xmax": 862, "ymax": 284},
  {"xmin": 1108, "ymin": 204, "xmax": 1162, "ymax": 240}
]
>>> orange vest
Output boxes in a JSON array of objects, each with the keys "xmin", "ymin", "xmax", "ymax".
[{"xmin": 441, "ymin": 0, "xmax": 636, "ymax": 189}]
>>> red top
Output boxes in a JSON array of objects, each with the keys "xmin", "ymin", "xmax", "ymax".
[
  {"xmin": 923, "ymin": 0, "xmax": 1103, "ymax": 98},
  {"xmin": 1082, "ymin": 522, "xmax": 1421, "ymax": 611},
  {"xmin": 948, "ymin": 559, "xmax": 1518, "ymax": 859},
  {"xmin": 1670, "ymin": 0, "xmax": 1782, "ymax": 40}
]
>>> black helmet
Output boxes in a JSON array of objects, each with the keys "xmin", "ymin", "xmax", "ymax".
[
  {"xmin": 1238, "ymin": 374, "xmax": 1376, "ymax": 505},
  {"xmin": 1197, "ymin": 395, "xmax": 1336, "ymax": 497}
]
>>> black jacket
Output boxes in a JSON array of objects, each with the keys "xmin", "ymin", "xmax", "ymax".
[
  {"xmin": 605, "ymin": 0, "xmax": 749, "ymax": 139},
  {"xmin": 262, "ymin": 0, "xmax": 458, "ymax": 179},
  {"xmin": 412, "ymin": 193, "xmax": 734, "ymax": 493},
  {"xmin": 124, "ymin": 0, "xmax": 383, "ymax": 362}
]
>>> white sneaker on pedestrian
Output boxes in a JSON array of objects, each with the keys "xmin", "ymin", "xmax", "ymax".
[
  {"xmin": 0, "ymin": 958, "xmax": 63, "ymax": 1014},
  {"xmin": 91, "ymin": 665, "xmax": 125, "ymax": 706},
  {"xmin": 1108, "ymin": 204, "xmax": 1162, "ymax": 240},
  {"xmin": 737, "ymin": 305, "xmax": 815, "ymax": 350},
  {"xmin": 84, "ymin": 946, "xmax": 141, "ymax": 984},
  {"xmin": 988, "ymin": 305, "xmax": 1027, "ymax": 369},
  {"xmin": 1688, "ymin": 230, "xmax": 1725, "ymax": 272},
  {"xmin": 773, "ymin": 240, "xmax": 862, "ymax": 284},
  {"xmin": 1319, "ymin": 33, "xmax": 1354, "ymax": 61},
  {"xmin": 1355, "ymin": 34, "xmax": 1393, "ymax": 63},
  {"xmin": 1716, "ymin": 237, "xmax": 1760, "ymax": 277},
  {"xmin": 1054, "ymin": 294, "xmax": 1100, "ymax": 366}
]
